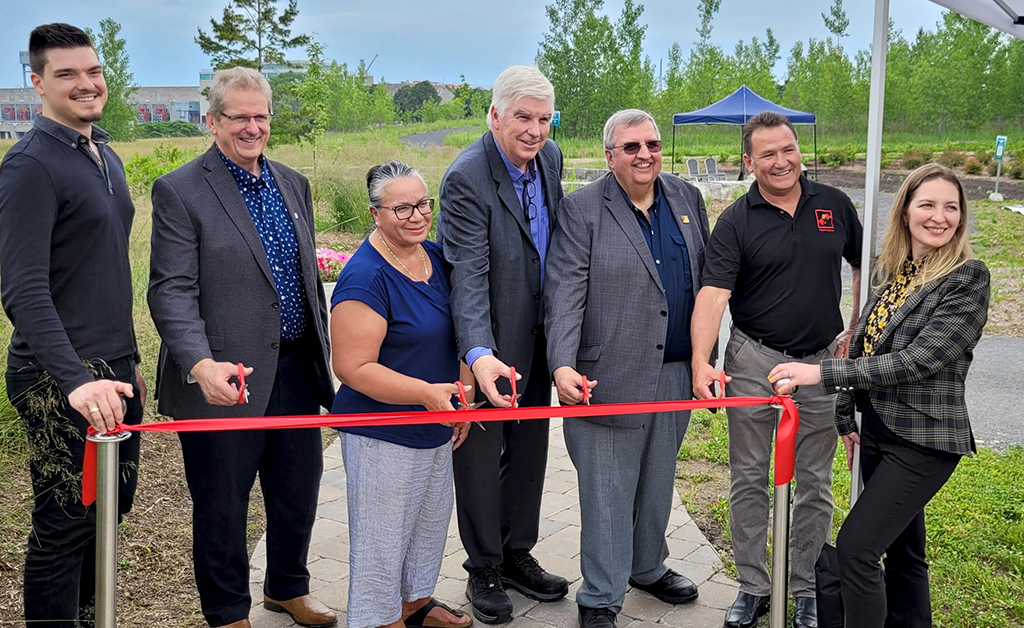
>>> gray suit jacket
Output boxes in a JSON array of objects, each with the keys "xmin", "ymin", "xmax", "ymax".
[
  {"xmin": 545, "ymin": 172, "xmax": 711, "ymax": 427},
  {"xmin": 436, "ymin": 131, "xmax": 564, "ymax": 397},
  {"xmin": 148, "ymin": 145, "xmax": 334, "ymax": 419},
  {"xmin": 822, "ymin": 259, "xmax": 989, "ymax": 455}
]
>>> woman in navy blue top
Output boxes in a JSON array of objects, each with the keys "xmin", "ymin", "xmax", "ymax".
[{"xmin": 330, "ymin": 161, "xmax": 473, "ymax": 628}]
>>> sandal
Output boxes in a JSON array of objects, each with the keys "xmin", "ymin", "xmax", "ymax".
[{"xmin": 404, "ymin": 598, "xmax": 474, "ymax": 628}]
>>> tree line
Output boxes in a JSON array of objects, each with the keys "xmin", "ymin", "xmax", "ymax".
[{"xmin": 538, "ymin": 0, "xmax": 1024, "ymax": 140}]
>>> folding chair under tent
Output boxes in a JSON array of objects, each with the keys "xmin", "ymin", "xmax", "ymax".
[{"xmin": 669, "ymin": 85, "xmax": 818, "ymax": 180}]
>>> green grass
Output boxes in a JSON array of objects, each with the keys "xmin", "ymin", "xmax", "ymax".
[{"xmin": 680, "ymin": 408, "xmax": 1024, "ymax": 627}]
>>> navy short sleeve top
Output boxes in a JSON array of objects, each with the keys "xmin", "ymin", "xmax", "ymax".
[{"xmin": 330, "ymin": 238, "xmax": 459, "ymax": 448}]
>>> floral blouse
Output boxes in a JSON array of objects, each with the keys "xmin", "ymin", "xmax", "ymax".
[{"xmin": 863, "ymin": 257, "xmax": 925, "ymax": 356}]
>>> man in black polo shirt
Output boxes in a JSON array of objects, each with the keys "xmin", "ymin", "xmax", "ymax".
[
  {"xmin": 691, "ymin": 111, "xmax": 862, "ymax": 628},
  {"xmin": 0, "ymin": 23, "xmax": 144, "ymax": 626}
]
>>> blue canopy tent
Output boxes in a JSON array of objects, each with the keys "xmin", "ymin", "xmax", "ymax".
[{"xmin": 670, "ymin": 85, "xmax": 818, "ymax": 179}]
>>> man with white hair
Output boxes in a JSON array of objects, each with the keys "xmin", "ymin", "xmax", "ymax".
[
  {"xmin": 545, "ymin": 109, "xmax": 709, "ymax": 628},
  {"xmin": 149, "ymin": 67, "xmax": 337, "ymax": 628},
  {"xmin": 437, "ymin": 65, "xmax": 569, "ymax": 624}
]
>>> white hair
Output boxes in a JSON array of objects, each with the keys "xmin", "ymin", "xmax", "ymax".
[
  {"xmin": 207, "ymin": 67, "xmax": 273, "ymax": 117},
  {"xmin": 488, "ymin": 66, "xmax": 555, "ymax": 129},
  {"xmin": 366, "ymin": 161, "xmax": 428, "ymax": 207},
  {"xmin": 603, "ymin": 109, "xmax": 659, "ymax": 150}
]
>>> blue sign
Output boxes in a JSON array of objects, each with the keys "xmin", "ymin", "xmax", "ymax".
[
  {"xmin": 995, "ymin": 135, "xmax": 1007, "ymax": 163},
  {"xmin": 552, "ymin": 110, "xmax": 560, "ymax": 127}
]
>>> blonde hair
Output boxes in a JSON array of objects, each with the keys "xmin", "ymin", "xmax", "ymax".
[
  {"xmin": 873, "ymin": 163, "xmax": 973, "ymax": 292},
  {"xmin": 207, "ymin": 67, "xmax": 272, "ymax": 117}
]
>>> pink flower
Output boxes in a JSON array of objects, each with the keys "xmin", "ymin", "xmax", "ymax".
[{"xmin": 317, "ymin": 247, "xmax": 351, "ymax": 282}]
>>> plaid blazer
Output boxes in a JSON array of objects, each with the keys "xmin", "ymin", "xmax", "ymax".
[{"xmin": 820, "ymin": 259, "xmax": 989, "ymax": 455}]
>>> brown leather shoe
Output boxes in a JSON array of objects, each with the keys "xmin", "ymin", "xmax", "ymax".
[
  {"xmin": 264, "ymin": 594, "xmax": 337, "ymax": 628},
  {"xmin": 214, "ymin": 620, "xmax": 251, "ymax": 628}
]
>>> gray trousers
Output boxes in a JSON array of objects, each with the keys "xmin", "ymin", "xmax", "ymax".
[
  {"xmin": 565, "ymin": 361, "xmax": 693, "ymax": 612},
  {"xmin": 724, "ymin": 328, "xmax": 838, "ymax": 598}
]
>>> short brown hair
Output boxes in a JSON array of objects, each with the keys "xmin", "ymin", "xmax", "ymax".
[
  {"xmin": 29, "ymin": 23, "xmax": 94, "ymax": 75},
  {"xmin": 742, "ymin": 111, "xmax": 798, "ymax": 157}
]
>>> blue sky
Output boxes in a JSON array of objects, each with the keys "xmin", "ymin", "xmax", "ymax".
[{"xmin": 1, "ymin": 0, "xmax": 948, "ymax": 89}]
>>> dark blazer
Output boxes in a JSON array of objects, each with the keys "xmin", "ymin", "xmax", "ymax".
[
  {"xmin": 148, "ymin": 145, "xmax": 335, "ymax": 419},
  {"xmin": 436, "ymin": 131, "xmax": 564, "ymax": 393},
  {"xmin": 821, "ymin": 259, "xmax": 990, "ymax": 455},
  {"xmin": 544, "ymin": 173, "xmax": 711, "ymax": 427}
]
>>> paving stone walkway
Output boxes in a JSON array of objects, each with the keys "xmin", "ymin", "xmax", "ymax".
[{"xmin": 248, "ymin": 418, "xmax": 739, "ymax": 628}]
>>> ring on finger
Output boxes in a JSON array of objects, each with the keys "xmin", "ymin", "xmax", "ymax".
[
  {"xmin": 89, "ymin": 407, "xmax": 100, "ymax": 413},
  {"xmin": 789, "ymin": 369, "xmax": 793, "ymax": 379}
]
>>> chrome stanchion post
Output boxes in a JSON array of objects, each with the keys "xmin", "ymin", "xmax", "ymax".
[
  {"xmin": 87, "ymin": 430, "xmax": 132, "ymax": 628},
  {"xmin": 769, "ymin": 380, "xmax": 797, "ymax": 628}
]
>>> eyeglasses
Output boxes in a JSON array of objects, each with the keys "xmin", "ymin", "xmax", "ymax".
[
  {"xmin": 521, "ymin": 177, "xmax": 538, "ymax": 222},
  {"xmin": 612, "ymin": 140, "xmax": 663, "ymax": 155},
  {"xmin": 377, "ymin": 197, "xmax": 435, "ymax": 220},
  {"xmin": 219, "ymin": 112, "xmax": 273, "ymax": 126}
]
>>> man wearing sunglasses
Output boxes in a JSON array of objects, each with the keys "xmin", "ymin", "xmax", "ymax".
[
  {"xmin": 148, "ymin": 67, "xmax": 337, "ymax": 628},
  {"xmin": 545, "ymin": 109, "xmax": 711, "ymax": 628},
  {"xmin": 437, "ymin": 66, "xmax": 569, "ymax": 624}
]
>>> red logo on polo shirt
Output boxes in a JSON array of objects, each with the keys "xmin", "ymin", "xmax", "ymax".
[{"xmin": 815, "ymin": 209, "xmax": 835, "ymax": 232}]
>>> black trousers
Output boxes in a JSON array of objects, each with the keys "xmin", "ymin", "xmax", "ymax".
[
  {"xmin": 179, "ymin": 337, "xmax": 324, "ymax": 627},
  {"xmin": 6, "ymin": 356, "xmax": 142, "ymax": 628},
  {"xmin": 454, "ymin": 332, "xmax": 551, "ymax": 573},
  {"xmin": 836, "ymin": 404, "xmax": 960, "ymax": 628}
]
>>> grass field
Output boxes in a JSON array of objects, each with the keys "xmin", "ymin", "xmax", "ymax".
[{"xmin": 677, "ymin": 409, "xmax": 1024, "ymax": 628}]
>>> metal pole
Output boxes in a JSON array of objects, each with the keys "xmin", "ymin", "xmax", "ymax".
[
  {"xmin": 995, "ymin": 160, "xmax": 1003, "ymax": 196},
  {"xmin": 769, "ymin": 402, "xmax": 790, "ymax": 628},
  {"xmin": 88, "ymin": 431, "xmax": 132, "ymax": 628},
  {"xmin": 854, "ymin": 0, "xmax": 891, "ymax": 506}
]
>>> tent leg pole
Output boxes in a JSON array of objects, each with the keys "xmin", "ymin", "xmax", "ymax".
[
  {"xmin": 671, "ymin": 126, "xmax": 676, "ymax": 175},
  {"xmin": 814, "ymin": 125, "xmax": 818, "ymax": 180}
]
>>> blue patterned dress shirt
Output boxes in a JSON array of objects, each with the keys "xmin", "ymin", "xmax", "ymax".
[{"xmin": 219, "ymin": 149, "xmax": 307, "ymax": 341}]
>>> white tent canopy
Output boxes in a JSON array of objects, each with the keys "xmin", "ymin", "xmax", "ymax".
[{"xmin": 851, "ymin": 0, "xmax": 1024, "ymax": 499}]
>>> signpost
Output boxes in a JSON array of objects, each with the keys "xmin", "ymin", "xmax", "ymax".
[
  {"xmin": 551, "ymin": 110, "xmax": 560, "ymax": 141},
  {"xmin": 991, "ymin": 135, "xmax": 1008, "ymax": 201}
]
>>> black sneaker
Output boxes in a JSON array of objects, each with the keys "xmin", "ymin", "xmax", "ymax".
[
  {"xmin": 466, "ymin": 565, "xmax": 513, "ymax": 624},
  {"xmin": 578, "ymin": 605, "xmax": 618, "ymax": 628},
  {"xmin": 500, "ymin": 551, "xmax": 569, "ymax": 602}
]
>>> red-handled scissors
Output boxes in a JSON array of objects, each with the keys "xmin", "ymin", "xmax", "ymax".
[
  {"xmin": 581, "ymin": 375, "xmax": 591, "ymax": 405},
  {"xmin": 456, "ymin": 380, "xmax": 486, "ymax": 431},
  {"xmin": 237, "ymin": 362, "xmax": 249, "ymax": 405},
  {"xmin": 717, "ymin": 370, "xmax": 726, "ymax": 412},
  {"xmin": 509, "ymin": 366, "xmax": 519, "ymax": 408}
]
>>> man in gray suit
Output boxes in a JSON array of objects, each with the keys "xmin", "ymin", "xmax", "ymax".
[
  {"xmin": 148, "ymin": 68, "xmax": 336, "ymax": 628},
  {"xmin": 437, "ymin": 65, "xmax": 568, "ymax": 624},
  {"xmin": 545, "ymin": 109, "xmax": 710, "ymax": 628}
]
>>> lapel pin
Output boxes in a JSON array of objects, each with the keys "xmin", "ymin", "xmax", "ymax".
[
  {"xmin": 293, "ymin": 212, "xmax": 298, "ymax": 220},
  {"xmin": 681, "ymin": 215, "xmax": 690, "ymax": 223}
]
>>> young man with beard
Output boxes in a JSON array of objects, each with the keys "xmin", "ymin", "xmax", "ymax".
[{"xmin": 0, "ymin": 23, "xmax": 146, "ymax": 626}]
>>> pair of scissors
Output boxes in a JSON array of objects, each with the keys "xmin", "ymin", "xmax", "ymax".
[
  {"xmin": 236, "ymin": 362, "xmax": 250, "ymax": 404},
  {"xmin": 581, "ymin": 375, "xmax": 591, "ymax": 405},
  {"xmin": 456, "ymin": 380, "xmax": 486, "ymax": 431}
]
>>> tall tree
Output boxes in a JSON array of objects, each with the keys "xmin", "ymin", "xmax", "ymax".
[
  {"xmin": 196, "ymin": 0, "xmax": 310, "ymax": 71},
  {"xmin": 86, "ymin": 19, "xmax": 138, "ymax": 141},
  {"xmin": 822, "ymin": 0, "xmax": 850, "ymax": 44},
  {"xmin": 393, "ymin": 81, "xmax": 441, "ymax": 120}
]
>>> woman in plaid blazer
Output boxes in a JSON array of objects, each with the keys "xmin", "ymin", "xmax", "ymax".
[{"xmin": 769, "ymin": 163, "xmax": 990, "ymax": 628}]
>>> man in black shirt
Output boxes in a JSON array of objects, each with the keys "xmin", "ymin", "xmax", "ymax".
[
  {"xmin": 0, "ymin": 23, "xmax": 144, "ymax": 626},
  {"xmin": 690, "ymin": 112, "xmax": 862, "ymax": 628}
]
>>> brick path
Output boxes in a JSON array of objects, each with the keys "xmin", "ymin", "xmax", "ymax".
[{"xmin": 248, "ymin": 418, "xmax": 739, "ymax": 628}]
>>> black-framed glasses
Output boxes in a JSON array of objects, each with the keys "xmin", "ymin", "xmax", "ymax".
[
  {"xmin": 219, "ymin": 112, "xmax": 273, "ymax": 126},
  {"xmin": 377, "ymin": 197, "xmax": 435, "ymax": 220},
  {"xmin": 612, "ymin": 140, "xmax": 663, "ymax": 155},
  {"xmin": 521, "ymin": 177, "xmax": 538, "ymax": 222}
]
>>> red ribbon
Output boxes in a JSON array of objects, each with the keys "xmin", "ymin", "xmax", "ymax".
[{"xmin": 82, "ymin": 391, "xmax": 799, "ymax": 505}]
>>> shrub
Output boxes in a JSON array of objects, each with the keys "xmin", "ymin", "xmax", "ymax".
[
  {"xmin": 718, "ymin": 153, "xmax": 730, "ymax": 165},
  {"xmin": 987, "ymin": 160, "xmax": 1001, "ymax": 176},
  {"xmin": 731, "ymin": 154, "xmax": 743, "ymax": 166},
  {"xmin": 821, "ymin": 149, "xmax": 848, "ymax": 167},
  {"xmin": 124, "ymin": 143, "xmax": 201, "ymax": 194},
  {"xmin": 937, "ymin": 150, "xmax": 967, "ymax": 168},
  {"xmin": 1007, "ymin": 161, "xmax": 1024, "ymax": 180},
  {"xmin": 975, "ymin": 149, "xmax": 993, "ymax": 165},
  {"xmin": 880, "ymin": 158, "xmax": 892, "ymax": 170},
  {"xmin": 316, "ymin": 248, "xmax": 352, "ymax": 282},
  {"xmin": 136, "ymin": 121, "xmax": 206, "ymax": 139},
  {"xmin": 963, "ymin": 157, "xmax": 983, "ymax": 175},
  {"xmin": 902, "ymin": 149, "xmax": 929, "ymax": 170}
]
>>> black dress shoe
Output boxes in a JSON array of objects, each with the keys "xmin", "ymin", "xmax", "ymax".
[
  {"xmin": 578, "ymin": 605, "xmax": 618, "ymax": 628},
  {"xmin": 724, "ymin": 591, "xmax": 770, "ymax": 628},
  {"xmin": 500, "ymin": 552, "xmax": 569, "ymax": 602},
  {"xmin": 793, "ymin": 596, "xmax": 818, "ymax": 628},
  {"xmin": 628, "ymin": 569, "xmax": 699, "ymax": 604},
  {"xmin": 466, "ymin": 566, "xmax": 513, "ymax": 624}
]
